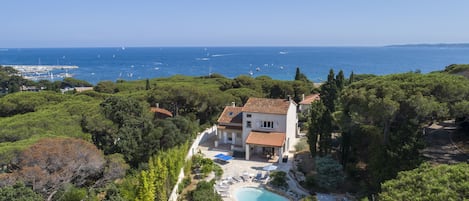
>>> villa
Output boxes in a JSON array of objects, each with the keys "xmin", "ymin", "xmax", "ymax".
[
  {"xmin": 298, "ymin": 93, "xmax": 320, "ymax": 113},
  {"xmin": 216, "ymin": 97, "xmax": 298, "ymax": 162}
]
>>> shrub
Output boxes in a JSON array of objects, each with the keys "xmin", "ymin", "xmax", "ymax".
[
  {"xmin": 314, "ymin": 156, "xmax": 344, "ymax": 190},
  {"xmin": 270, "ymin": 171, "xmax": 288, "ymax": 187},
  {"xmin": 295, "ymin": 138, "xmax": 309, "ymax": 152}
]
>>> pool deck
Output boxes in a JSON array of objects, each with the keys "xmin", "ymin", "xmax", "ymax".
[{"xmin": 199, "ymin": 136, "xmax": 310, "ymax": 201}]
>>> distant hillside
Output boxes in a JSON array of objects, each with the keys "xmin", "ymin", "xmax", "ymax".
[
  {"xmin": 386, "ymin": 43, "xmax": 469, "ymax": 48},
  {"xmin": 442, "ymin": 64, "xmax": 469, "ymax": 79}
]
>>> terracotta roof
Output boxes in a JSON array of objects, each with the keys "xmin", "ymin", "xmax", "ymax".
[
  {"xmin": 150, "ymin": 107, "xmax": 173, "ymax": 117},
  {"xmin": 299, "ymin": 94, "xmax": 320, "ymax": 105},
  {"xmin": 245, "ymin": 131, "xmax": 286, "ymax": 147},
  {"xmin": 242, "ymin": 98, "xmax": 292, "ymax": 115},
  {"xmin": 217, "ymin": 106, "xmax": 243, "ymax": 124}
]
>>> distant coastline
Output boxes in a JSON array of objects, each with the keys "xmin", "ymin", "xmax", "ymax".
[{"xmin": 386, "ymin": 43, "xmax": 469, "ymax": 48}]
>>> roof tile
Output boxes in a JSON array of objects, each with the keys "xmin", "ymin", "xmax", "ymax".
[
  {"xmin": 217, "ymin": 106, "xmax": 243, "ymax": 124},
  {"xmin": 242, "ymin": 98, "xmax": 292, "ymax": 115},
  {"xmin": 299, "ymin": 94, "xmax": 320, "ymax": 105},
  {"xmin": 245, "ymin": 131, "xmax": 286, "ymax": 147}
]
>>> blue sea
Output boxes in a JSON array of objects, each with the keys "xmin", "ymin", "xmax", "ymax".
[{"xmin": 1, "ymin": 47, "xmax": 469, "ymax": 84}]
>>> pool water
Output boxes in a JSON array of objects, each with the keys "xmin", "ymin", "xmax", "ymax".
[{"xmin": 235, "ymin": 187, "xmax": 289, "ymax": 201}]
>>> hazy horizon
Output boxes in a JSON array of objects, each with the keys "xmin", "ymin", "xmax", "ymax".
[{"xmin": 2, "ymin": 1, "xmax": 469, "ymax": 48}]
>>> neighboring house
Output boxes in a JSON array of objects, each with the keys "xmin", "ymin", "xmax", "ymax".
[
  {"xmin": 20, "ymin": 85, "xmax": 42, "ymax": 92},
  {"xmin": 217, "ymin": 97, "xmax": 298, "ymax": 162},
  {"xmin": 298, "ymin": 93, "xmax": 320, "ymax": 113},
  {"xmin": 60, "ymin": 87, "xmax": 94, "ymax": 94},
  {"xmin": 150, "ymin": 103, "xmax": 173, "ymax": 119}
]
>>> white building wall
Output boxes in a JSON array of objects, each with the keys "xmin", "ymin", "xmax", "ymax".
[
  {"xmin": 242, "ymin": 112, "xmax": 287, "ymax": 149},
  {"xmin": 285, "ymin": 101, "xmax": 298, "ymax": 152}
]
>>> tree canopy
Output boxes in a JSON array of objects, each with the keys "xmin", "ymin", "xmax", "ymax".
[
  {"xmin": 340, "ymin": 72, "xmax": 469, "ymax": 190},
  {"xmin": 379, "ymin": 163, "xmax": 469, "ymax": 201}
]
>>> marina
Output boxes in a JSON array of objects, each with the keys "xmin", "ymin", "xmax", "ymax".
[{"xmin": 3, "ymin": 65, "xmax": 78, "ymax": 80}]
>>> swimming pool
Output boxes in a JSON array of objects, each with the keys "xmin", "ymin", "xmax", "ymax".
[{"xmin": 234, "ymin": 187, "xmax": 289, "ymax": 201}]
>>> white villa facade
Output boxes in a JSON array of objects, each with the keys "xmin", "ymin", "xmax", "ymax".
[{"xmin": 217, "ymin": 97, "xmax": 298, "ymax": 162}]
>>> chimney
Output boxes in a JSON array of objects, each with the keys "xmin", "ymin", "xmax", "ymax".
[
  {"xmin": 156, "ymin": 103, "xmax": 159, "ymax": 108},
  {"xmin": 231, "ymin": 102, "xmax": 236, "ymax": 107},
  {"xmin": 302, "ymin": 94, "xmax": 305, "ymax": 101},
  {"xmin": 287, "ymin": 95, "xmax": 291, "ymax": 101}
]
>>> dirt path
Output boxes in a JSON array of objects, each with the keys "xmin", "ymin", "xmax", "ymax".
[{"xmin": 422, "ymin": 124, "xmax": 469, "ymax": 164}]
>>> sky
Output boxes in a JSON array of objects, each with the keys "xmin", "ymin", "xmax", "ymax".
[{"xmin": 1, "ymin": 0, "xmax": 469, "ymax": 48}]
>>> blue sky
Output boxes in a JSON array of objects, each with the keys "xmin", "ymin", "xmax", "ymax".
[{"xmin": 1, "ymin": 0, "xmax": 469, "ymax": 47}]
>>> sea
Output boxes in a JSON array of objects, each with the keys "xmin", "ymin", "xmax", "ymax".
[{"xmin": 1, "ymin": 46, "xmax": 469, "ymax": 84}]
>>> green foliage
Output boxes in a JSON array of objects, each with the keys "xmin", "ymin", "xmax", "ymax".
[
  {"xmin": 307, "ymin": 99, "xmax": 334, "ymax": 156},
  {"xmin": 295, "ymin": 67, "xmax": 310, "ymax": 82},
  {"xmin": 0, "ymin": 66, "xmax": 30, "ymax": 94},
  {"xmin": 453, "ymin": 100, "xmax": 469, "ymax": 118},
  {"xmin": 314, "ymin": 156, "xmax": 344, "ymax": 190},
  {"xmin": 269, "ymin": 171, "xmax": 288, "ymax": 187},
  {"xmin": 300, "ymin": 196, "xmax": 318, "ymax": 201},
  {"xmin": 61, "ymin": 77, "xmax": 93, "ymax": 87},
  {"xmin": 0, "ymin": 95, "xmax": 100, "ymax": 165},
  {"xmin": 118, "ymin": 173, "xmax": 139, "ymax": 201},
  {"xmin": 341, "ymin": 72, "xmax": 469, "ymax": 192},
  {"xmin": 304, "ymin": 175, "xmax": 316, "ymax": 188},
  {"xmin": 321, "ymin": 69, "xmax": 338, "ymax": 112},
  {"xmin": 134, "ymin": 143, "xmax": 188, "ymax": 201},
  {"xmin": 190, "ymin": 181, "xmax": 222, "ymax": 201},
  {"xmin": 102, "ymin": 183, "xmax": 126, "ymax": 201},
  {"xmin": 351, "ymin": 74, "xmax": 377, "ymax": 82},
  {"xmin": 94, "ymin": 81, "xmax": 119, "ymax": 93},
  {"xmin": 178, "ymin": 177, "xmax": 191, "ymax": 193},
  {"xmin": 295, "ymin": 138, "xmax": 309, "ymax": 152},
  {"xmin": 0, "ymin": 91, "xmax": 68, "ymax": 117},
  {"xmin": 379, "ymin": 163, "xmax": 469, "ymax": 201},
  {"xmin": 135, "ymin": 170, "xmax": 155, "ymax": 201},
  {"xmin": 442, "ymin": 63, "xmax": 469, "ymax": 74},
  {"xmin": 213, "ymin": 164, "xmax": 224, "ymax": 179},
  {"xmin": 53, "ymin": 184, "xmax": 89, "ymax": 201},
  {"xmin": 0, "ymin": 182, "xmax": 44, "ymax": 201},
  {"xmin": 336, "ymin": 70, "xmax": 345, "ymax": 91}
]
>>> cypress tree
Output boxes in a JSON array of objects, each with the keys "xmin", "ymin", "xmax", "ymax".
[
  {"xmin": 348, "ymin": 71, "xmax": 355, "ymax": 85},
  {"xmin": 320, "ymin": 69, "xmax": 338, "ymax": 112},
  {"xmin": 145, "ymin": 79, "xmax": 151, "ymax": 90},
  {"xmin": 308, "ymin": 100, "xmax": 326, "ymax": 156},
  {"xmin": 336, "ymin": 70, "xmax": 345, "ymax": 91}
]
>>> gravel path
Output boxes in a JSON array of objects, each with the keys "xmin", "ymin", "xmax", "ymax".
[{"xmin": 422, "ymin": 125, "xmax": 469, "ymax": 164}]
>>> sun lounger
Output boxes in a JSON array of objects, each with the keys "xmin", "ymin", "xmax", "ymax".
[
  {"xmin": 241, "ymin": 175, "xmax": 250, "ymax": 182},
  {"xmin": 254, "ymin": 172, "xmax": 262, "ymax": 182},
  {"xmin": 220, "ymin": 192, "xmax": 231, "ymax": 197},
  {"xmin": 231, "ymin": 176, "xmax": 240, "ymax": 182},
  {"xmin": 235, "ymin": 176, "xmax": 243, "ymax": 182}
]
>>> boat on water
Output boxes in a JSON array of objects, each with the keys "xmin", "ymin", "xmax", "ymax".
[{"xmin": 279, "ymin": 51, "xmax": 288, "ymax": 55}]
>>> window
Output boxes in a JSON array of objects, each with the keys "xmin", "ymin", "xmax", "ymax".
[
  {"xmin": 261, "ymin": 121, "xmax": 274, "ymax": 129},
  {"xmin": 246, "ymin": 121, "xmax": 252, "ymax": 128},
  {"xmin": 228, "ymin": 136, "xmax": 233, "ymax": 141},
  {"xmin": 247, "ymin": 114, "xmax": 252, "ymax": 118}
]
